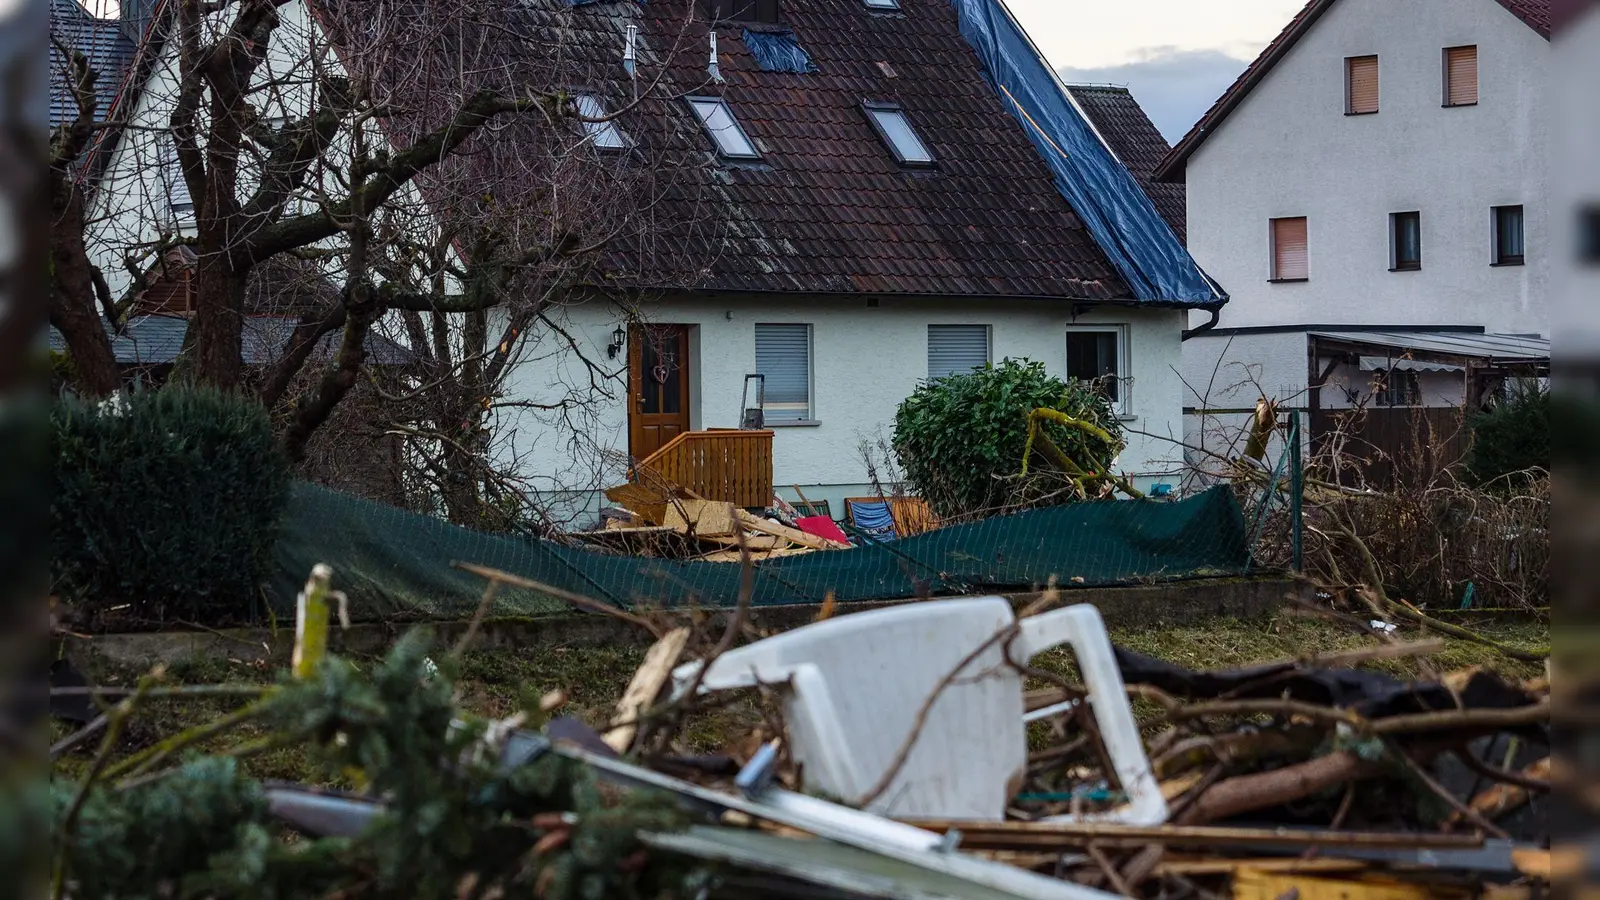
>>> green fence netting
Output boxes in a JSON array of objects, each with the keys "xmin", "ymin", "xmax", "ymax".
[{"xmin": 267, "ymin": 483, "xmax": 1252, "ymax": 621}]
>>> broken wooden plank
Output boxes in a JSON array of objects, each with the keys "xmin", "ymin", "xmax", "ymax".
[
  {"xmin": 696, "ymin": 548, "xmax": 815, "ymax": 564},
  {"xmin": 664, "ymin": 500, "xmax": 737, "ymax": 537},
  {"xmin": 1451, "ymin": 756, "xmax": 1550, "ymax": 825},
  {"xmin": 603, "ymin": 627, "xmax": 690, "ymax": 754},
  {"xmin": 699, "ymin": 533, "xmax": 785, "ymax": 551},
  {"xmin": 568, "ymin": 525, "xmax": 679, "ymax": 538},
  {"xmin": 1233, "ymin": 868, "xmax": 1456, "ymax": 900},
  {"xmin": 734, "ymin": 509, "xmax": 850, "ymax": 550}
]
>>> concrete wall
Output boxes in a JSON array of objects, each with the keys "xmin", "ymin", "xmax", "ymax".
[
  {"xmin": 500, "ymin": 297, "xmax": 1190, "ymax": 525},
  {"xmin": 1183, "ymin": 0, "xmax": 1550, "ymax": 339}
]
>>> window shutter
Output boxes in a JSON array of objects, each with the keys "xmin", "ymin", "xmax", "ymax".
[
  {"xmin": 755, "ymin": 324, "xmax": 810, "ymax": 421},
  {"xmin": 1273, "ymin": 217, "xmax": 1309, "ymax": 280},
  {"xmin": 927, "ymin": 325, "xmax": 989, "ymax": 380},
  {"xmin": 1346, "ymin": 56, "xmax": 1379, "ymax": 114},
  {"xmin": 1445, "ymin": 46, "xmax": 1478, "ymax": 106}
]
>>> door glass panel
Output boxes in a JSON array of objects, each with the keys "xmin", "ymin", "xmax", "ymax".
[{"xmin": 640, "ymin": 329, "xmax": 683, "ymax": 415}]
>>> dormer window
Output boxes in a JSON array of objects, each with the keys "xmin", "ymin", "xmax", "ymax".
[
  {"xmin": 687, "ymin": 96, "xmax": 760, "ymax": 159},
  {"xmin": 574, "ymin": 93, "xmax": 628, "ymax": 149},
  {"xmin": 699, "ymin": 0, "xmax": 780, "ymax": 23},
  {"xmin": 863, "ymin": 102, "xmax": 934, "ymax": 166}
]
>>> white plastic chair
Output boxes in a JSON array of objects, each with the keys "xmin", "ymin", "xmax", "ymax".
[{"xmin": 669, "ymin": 597, "xmax": 1166, "ymax": 823}]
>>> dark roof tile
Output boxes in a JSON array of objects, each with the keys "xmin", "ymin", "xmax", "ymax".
[
  {"xmin": 317, "ymin": 0, "xmax": 1135, "ymax": 301},
  {"xmin": 1066, "ymin": 84, "xmax": 1186, "ymax": 244},
  {"xmin": 48, "ymin": 0, "xmax": 136, "ymax": 128}
]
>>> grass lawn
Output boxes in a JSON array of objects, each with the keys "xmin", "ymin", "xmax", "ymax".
[{"xmin": 54, "ymin": 610, "xmax": 1548, "ymax": 784}]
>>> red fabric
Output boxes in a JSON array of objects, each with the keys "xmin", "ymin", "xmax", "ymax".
[{"xmin": 796, "ymin": 516, "xmax": 850, "ymax": 545}]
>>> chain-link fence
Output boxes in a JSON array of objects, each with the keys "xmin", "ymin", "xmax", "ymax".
[{"xmin": 267, "ymin": 479, "xmax": 1259, "ymax": 623}]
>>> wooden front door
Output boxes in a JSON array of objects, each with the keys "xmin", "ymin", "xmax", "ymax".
[{"xmin": 628, "ymin": 324, "xmax": 691, "ymax": 460}]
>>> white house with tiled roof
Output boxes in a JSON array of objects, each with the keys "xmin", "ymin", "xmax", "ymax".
[{"xmin": 1157, "ymin": 0, "xmax": 1550, "ymax": 455}]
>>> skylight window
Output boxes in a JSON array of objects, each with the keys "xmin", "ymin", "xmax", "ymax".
[
  {"xmin": 863, "ymin": 0, "xmax": 899, "ymax": 8},
  {"xmin": 575, "ymin": 94, "xmax": 628, "ymax": 149},
  {"xmin": 687, "ymin": 96, "xmax": 760, "ymax": 159},
  {"xmin": 863, "ymin": 102, "xmax": 934, "ymax": 166}
]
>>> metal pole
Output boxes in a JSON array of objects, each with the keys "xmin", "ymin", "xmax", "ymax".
[{"xmin": 1289, "ymin": 411, "xmax": 1304, "ymax": 573}]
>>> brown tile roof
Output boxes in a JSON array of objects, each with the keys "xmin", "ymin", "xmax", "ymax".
[
  {"xmin": 1155, "ymin": 0, "xmax": 1551, "ymax": 183},
  {"xmin": 1495, "ymin": 0, "xmax": 1552, "ymax": 36},
  {"xmin": 319, "ymin": 0, "xmax": 1143, "ymax": 303},
  {"xmin": 1066, "ymin": 85, "xmax": 1186, "ymax": 244}
]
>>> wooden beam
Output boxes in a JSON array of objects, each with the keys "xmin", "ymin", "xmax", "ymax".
[{"xmin": 734, "ymin": 509, "xmax": 850, "ymax": 550}]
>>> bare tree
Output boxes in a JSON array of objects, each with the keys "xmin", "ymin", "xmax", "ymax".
[{"xmin": 49, "ymin": 0, "xmax": 711, "ymax": 508}]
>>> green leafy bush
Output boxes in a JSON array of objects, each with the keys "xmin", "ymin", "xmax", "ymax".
[
  {"xmin": 1466, "ymin": 381, "xmax": 1549, "ymax": 486},
  {"xmin": 892, "ymin": 359, "xmax": 1123, "ymax": 518},
  {"xmin": 52, "ymin": 386, "xmax": 291, "ymax": 625}
]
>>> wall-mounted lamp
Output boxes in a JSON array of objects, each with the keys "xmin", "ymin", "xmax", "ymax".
[{"xmin": 608, "ymin": 325, "xmax": 627, "ymax": 360}]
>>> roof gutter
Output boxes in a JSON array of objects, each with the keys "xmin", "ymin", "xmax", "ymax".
[{"xmin": 1182, "ymin": 307, "xmax": 1219, "ymax": 341}]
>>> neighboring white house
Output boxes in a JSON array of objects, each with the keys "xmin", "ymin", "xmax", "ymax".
[
  {"xmin": 72, "ymin": 0, "xmax": 1222, "ymax": 524},
  {"xmin": 1156, "ymin": 0, "xmax": 1552, "ymax": 464}
]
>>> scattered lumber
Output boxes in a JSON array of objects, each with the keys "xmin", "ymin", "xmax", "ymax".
[
  {"xmin": 663, "ymin": 500, "xmax": 737, "ymax": 538},
  {"xmin": 733, "ymin": 508, "xmax": 850, "ymax": 550},
  {"xmin": 604, "ymin": 627, "xmax": 690, "ymax": 753}
]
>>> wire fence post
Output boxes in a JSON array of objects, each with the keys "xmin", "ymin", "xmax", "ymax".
[{"xmin": 1289, "ymin": 411, "xmax": 1304, "ymax": 573}]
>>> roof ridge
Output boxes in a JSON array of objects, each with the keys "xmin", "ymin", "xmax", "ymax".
[{"xmin": 1154, "ymin": 0, "xmax": 1549, "ymax": 182}]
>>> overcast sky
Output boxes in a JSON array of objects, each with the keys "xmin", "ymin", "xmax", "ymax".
[{"xmin": 1009, "ymin": 0, "xmax": 1305, "ymax": 142}]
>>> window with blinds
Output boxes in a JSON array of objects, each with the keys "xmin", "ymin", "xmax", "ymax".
[
  {"xmin": 927, "ymin": 325, "xmax": 990, "ymax": 381},
  {"xmin": 1444, "ymin": 46, "xmax": 1478, "ymax": 107},
  {"xmin": 1346, "ymin": 55, "xmax": 1379, "ymax": 114},
  {"xmin": 754, "ymin": 324, "xmax": 812, "ymax": 422},
  {"xmin": 1271, "ymin": 217, "xmax": 1309, "ymax": 281}
]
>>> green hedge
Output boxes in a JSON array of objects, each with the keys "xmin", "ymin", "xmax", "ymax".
[
  {"xmin": 893, "ymin": 359, "xmax": 1123, "ymax": 518},
  {"xmin": 52, "ymin": 387, "xmax": 291, "ymax": 625},
  {"xmin": 1466, "ymin": 382, "xmax": 1549, "ymax": 486}
]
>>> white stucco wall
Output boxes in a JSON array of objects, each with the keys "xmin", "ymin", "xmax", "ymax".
[
  {"xmin": 499, "ymin": 297, "xmax": 1189, "ymax": 524},
  {"xmin": 85, "ymin": 0, "xmax": 358, "ymax": 300},
  {"xmin": 1182, "ymin": 0, "xmax": 1549, "ymax": 340}
]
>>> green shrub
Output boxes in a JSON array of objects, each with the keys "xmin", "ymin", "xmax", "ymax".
[
  {"xmin": 892, "ymin": 359, "xmax": 1123, "ymax": 518},
  {"xmin": 52, "ymin": 386, "xmax": 291, "ymax": 625},
  {"xmin": 1466, "ymin": 381, "xmax": 1549, "ymax": 486}
]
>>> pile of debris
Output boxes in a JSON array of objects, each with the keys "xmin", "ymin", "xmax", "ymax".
[
  {"xmin": 560, "ymin": 585, "xmax": 1554, "ymax": 899},
  {"xmin": 571, "ymin": 492, "xmax": 853, "ymax": 562},
  {"xmin": 59, "ymin": 562, "xmax": 1549, "ymax": 899}
]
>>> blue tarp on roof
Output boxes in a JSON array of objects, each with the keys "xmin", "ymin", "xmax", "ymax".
[
  {"xmin": 948, "ymin": 0, "xmax": 1223, "ymax": 306},
  {"xmin": 742, "ymin": 28, "xmax": 818, "ymax": 74}
]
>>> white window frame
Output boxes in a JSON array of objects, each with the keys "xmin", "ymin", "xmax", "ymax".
[
  {"xmin": 926, "ymin": 324, "xmax": 991, "ymax": 381},
  {"xmin": 574, "ymin": 93, "xmax": 629, "ymax": 150},
  {"xmin": 1064, "ymin": 324, "xmax": 1131, "ymax": 416},
  {"xmin": 863, "ymin": 0, "xmax": 899, "ymax": 8},
  {"xmin": 754, "ymin": 322, "xmax": 815, "ymax": 425},
  {"xmin": 687, "ymin": 96, "xmax": 761, "ymax": 160}
]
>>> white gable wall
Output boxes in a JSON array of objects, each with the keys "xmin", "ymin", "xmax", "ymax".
[
  {"xmin": 1183, "ymin": 0, "xmax": 1549, "ymax": 338},
  {"xmin": 499, "ymin": 298, "xmax": 1188, "ymax": 525}
]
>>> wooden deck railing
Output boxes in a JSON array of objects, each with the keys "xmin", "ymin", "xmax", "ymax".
[{"xmin": 636, "ymin": 429, "xmax": 774, "ymax": 509}]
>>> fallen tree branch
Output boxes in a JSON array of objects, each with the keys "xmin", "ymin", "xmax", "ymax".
[{"xmin": 1175, "ymin": 751, "xmax": 1379, "ymax": 826}]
